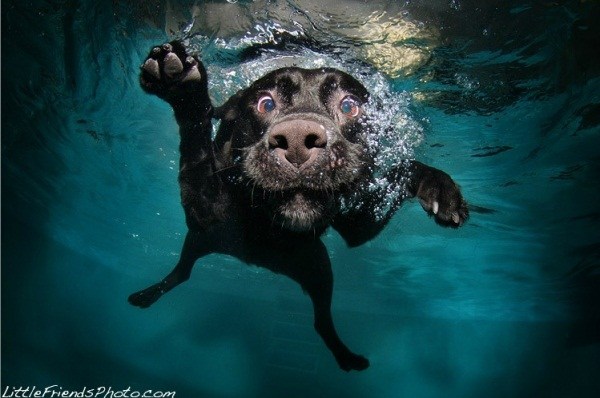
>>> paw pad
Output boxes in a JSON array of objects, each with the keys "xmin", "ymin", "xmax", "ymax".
[
  {"xmin": 142, "ymin": 58, "xmax": 160, "ymax": 80},
  {"xmin": 163, "ymin": 52, "xmax": 184, "ymax": 77}
]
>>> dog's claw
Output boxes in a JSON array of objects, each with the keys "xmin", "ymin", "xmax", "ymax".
[
  {"xmin": 417, "ymin": 170, "xmax": 468, "ymax": 227},
  {"xmin": 452, "ymin": 212, "xmax": 460, "ymax": 224}
]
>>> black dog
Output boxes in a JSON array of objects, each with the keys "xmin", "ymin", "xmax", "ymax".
[{"xmin": 129, "ymin": 41, "xmax": 468, "ymax": 371}]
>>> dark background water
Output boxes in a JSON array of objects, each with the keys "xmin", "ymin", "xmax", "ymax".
[{"xmin": 2, "ymin": 1, "xmax": 599, "ymax": 397}]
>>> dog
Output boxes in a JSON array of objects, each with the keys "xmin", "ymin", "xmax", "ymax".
[{"xmin": 128, "ymin": 41, "xmax": 468, "ymax": 371}]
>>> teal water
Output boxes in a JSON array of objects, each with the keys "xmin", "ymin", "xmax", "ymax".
[{"xmin": 2, "ymin": 1, "xmax": 599, "ymax": 397}]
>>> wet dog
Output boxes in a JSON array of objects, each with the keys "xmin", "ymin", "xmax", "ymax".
[{"xmin": 129, "ymin": 41, "xmax": 468, "ymax": 371}]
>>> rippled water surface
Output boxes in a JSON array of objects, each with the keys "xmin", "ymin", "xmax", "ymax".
[{"xmin": 2, "ymin": 1, "xmax": 599, "ymax": 397}]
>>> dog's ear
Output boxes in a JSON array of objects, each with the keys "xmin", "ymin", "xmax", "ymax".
[
  {"xmin": 214, "ymin": 90, "xmax": 244, "ymax": 153},
  {"xmin": 214, "ymin": 90, "xmax": 244, "ymax": 122},
  {"xmin": 214, "ymin": 88, "xmax": 259, "ymax": 161}
]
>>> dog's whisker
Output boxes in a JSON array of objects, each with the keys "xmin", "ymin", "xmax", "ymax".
[{"xmin": 214, "ymin": 163, "xmax": 240, "ymax": 174}]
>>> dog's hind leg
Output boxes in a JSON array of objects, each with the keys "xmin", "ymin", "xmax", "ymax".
[
  {"xmin": 284, "ymin": 240, "xmax": 370, "ymax": 371},
  {"xmin": 307, "ymin": 268, "xmax": 370, "ymax": 372},
  {"xmin": 128, "ymin": 231, "xmax": 205, "ymax": 308}
]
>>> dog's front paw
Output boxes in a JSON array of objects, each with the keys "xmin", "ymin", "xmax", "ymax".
[
  {"xmin": 417, "ymin": 169, "xmax": 468, "ymax": 227},
  {"xmin": 139, "ymin": 41, "xmax": 206, "ymax": 103}
]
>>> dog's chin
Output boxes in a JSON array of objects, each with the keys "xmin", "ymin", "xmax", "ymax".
[{"xmin": 273, "ymin": 191, "xmax": 331, "ymax": 233}]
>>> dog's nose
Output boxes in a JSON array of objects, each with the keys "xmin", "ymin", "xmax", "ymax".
[{"xmin": 268, "ymin": 120, "xmax": 328, "ymax": 168}]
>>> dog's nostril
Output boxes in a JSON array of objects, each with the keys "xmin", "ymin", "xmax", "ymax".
[
  {"xmin": 305, "ymin": 133, "xmax": 327, "ymax": 149},
  {"xmin": 269, "ymin": 134, "xmax": 288, "ymax": 150}
]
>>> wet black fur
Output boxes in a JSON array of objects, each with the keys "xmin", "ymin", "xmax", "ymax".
[{"xmin": 129, "ymin": 41, "xmax": 468, "ymax": 371}]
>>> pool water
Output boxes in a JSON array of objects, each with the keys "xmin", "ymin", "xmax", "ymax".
[{"xmin": 2, "ymin": 1, "xmax": 599, "ymax": 397}]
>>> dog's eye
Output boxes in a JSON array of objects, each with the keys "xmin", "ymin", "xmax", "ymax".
[
  {"xmin": 340, "ymin": 96, "xmax": 361, "ymax": 118},
  {"xmin": 257, "ymin": 95, "xmax": 276, "ymax": 113}
]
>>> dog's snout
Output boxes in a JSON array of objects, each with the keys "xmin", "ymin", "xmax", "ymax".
[{"xmin": 268, "ymin": 120, "xmax": 327, "ymax": 168}]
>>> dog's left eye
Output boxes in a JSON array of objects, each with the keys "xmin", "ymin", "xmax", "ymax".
[
  {"xmin": 340, "ymin": 96, "xmax": 361, "ymax": 118},
  {"xmin": 257, "ymin": 95, "xmax": 276, "ymax": 113}
]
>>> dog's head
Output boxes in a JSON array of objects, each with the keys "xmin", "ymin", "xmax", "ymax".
[{"xmin": 215, "ymin": 67, "xmax": 372, "ymax": 232}]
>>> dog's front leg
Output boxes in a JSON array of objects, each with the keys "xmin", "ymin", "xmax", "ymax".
[{"xmin": 140, "ymin": 41, "xmax": 226, "ymax": 229}]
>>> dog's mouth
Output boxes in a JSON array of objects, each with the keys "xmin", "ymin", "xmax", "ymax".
[
  {"xmin": 269, "ymin": 189, "xmax": 335, "ymax": 232},
  {"xmin": 242, "ymin": 139, "xmax": 366, "ymax": 191}
]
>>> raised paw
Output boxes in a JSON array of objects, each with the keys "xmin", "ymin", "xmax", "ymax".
[
  {"xmin": 139, "ymin": 41, "xmax": 207, "ymax": 103},
  {"xmin": 417, "ymin": 169, "xmax": 468, "ymax": 227}
]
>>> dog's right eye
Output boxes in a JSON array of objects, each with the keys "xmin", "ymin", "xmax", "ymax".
[
  {"xmin": 257, "ymin": 95, "xmax": 276, "ymax": 113},
  {"xmin": 340, "ymin": 96, "xmax": 361, "ymax": 118}
]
